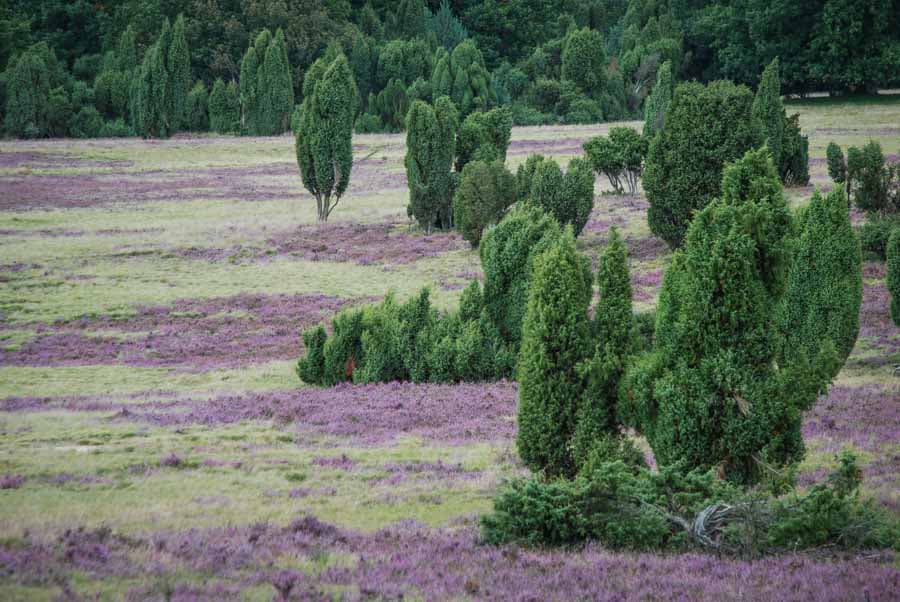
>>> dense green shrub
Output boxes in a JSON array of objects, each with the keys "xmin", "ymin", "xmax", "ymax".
[
  {"xmin": 515, "ymin": 154, "xmax": 545, "ymax": 204},
  {"xmin": 483, "ymin": 453, "xmax": 898, "ymax": 554},
  {"xmin": 572, "ymin": 228, "xmax": 634, "ymax": 468},
  {"xmin": 643, "ymin": 60, "xmax": 672, "ymax": 139},
  {"xmin": 94, "ymin": 69, "xmax": 130, "ymax": 119},
  {"xmin": 858, "ymin": 217, "xmax": 900, "ymax": 260},
  {"xmin": 186, "ymin": 81, "xmax": 209, "ymax": 132},
  {"xmin": 780, "ymin": 113, "xmax": 810, "ymax": 186},
  {"xmin": 480, "ymin": 204, "xmax": 562, "ymax": 347},
  {"xmin": 777, "ymin": 187, "xmax": 862, "ymax": 377},
  {"xmin": 405, "ymin": 96, "xmax": 459, "ymax": 232},
  {"xmin": 621, "ymin": 149, "xmax": 829, "ymax": 487},
  {"xmin": 584, "ymin": 127, "xmax": 647, "ymax": 195},
  {"xmin": 209, "ymin": 78, "xmax": 239, "ymax": 134},
  {"xmin": 296, "ymin": 286, "xmax": 512, "ymax": 386},
  {"xmin": 240, "ymin": 29, "xmax": 294, "ymax": 135},
  {"xmin": 643, "ymin": 80, "xmax": 763, "ymax": 248},
  {"xmin": 517, "ymin": 229, "xmax": 593, "ymax": 478},
  {"xmin": 852, "ymin": 141, "xmax": 891, "ymax": 215},
  {"xmin": 4, "ymin": 44, "xmax": 53, "ymax": 137},
  {"xmin": 889, "ymin": 229, "xmax": 900, "ymax": 326},
  {"xmin": 453, "ymin": 159, "xmax": 516, "ymax": 247},
  {"xmin": 752, "ymin": 58, "xmax": 785, "ymax": 170},
  {"xmin": 528, "ymin": 157, "xmax": 594, "ymax": 236},
  {"xmin": 560, "ymin": 27, "xmax": 606, "ymax": 100},
  {"xmin": 431, "ymin": 40, "xmax": 495, "ymax": 118},
  {"xmin": 455, "ymin": 106, "xmax": 513, "ymax": 172},
  {"xmin": 98, "ymin": 118, "xmax": 132, "ymax": 138},
  {"xmin": 70, "ymin": 105, "xmax": 103, "ymax": 138},
  {"xmin": 827, "ymin": 142, "xmax": 847, "ymax": 187},
  {"xmin": 563, "ymin": 97, "xmax": 603, "ymax": 124},
  {"xmin": 296, "ymin": 52, "xmax": 355, "ymax": 222},
  {"xmin": 168, "ymin": 15, "xmax": 191, "ymax": 132}
]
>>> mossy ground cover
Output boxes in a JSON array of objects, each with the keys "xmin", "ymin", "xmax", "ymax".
[{"xmin": 1, "ymin": 98, "xmax": 899, "ymax": 599}]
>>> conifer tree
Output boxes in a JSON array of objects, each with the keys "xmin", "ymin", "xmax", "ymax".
[
  {"xmin": 517, "ymin": 229, "xmax": 593, "ymax": 478},
  {"xmin": 264, "ymin": 29, "xmax": 294, "ymax": 134},
  {"xmin": 209, "ymin": 78, "xmax": 239, "ymax": 134},
  {"xmin": 643, "ymin": 60, "xmax": 672, "ymax": 138},
  {"xmin": 168, "ymin": 15, "xmax": 191, "ymax": 132},
  {"xmin": 116, "ymin": 25, "xmax": 138, "ymax": 73},
  {"xmin": 296, "ymin": 53, "xmax": 355, "ymax": 221},
  {"xmin": 186, "ymin": 81, "xmax": 209, "ymax": 131},
  {"xmin": 4, "ymin": 46, "xmax": 51, "ymax": 137},
  {"xmin": 777, "ymin": 187, "xmax": 862, "ymax": 376},
  {"xmin": 239, "ymin": 45, "xmax": 260, "ymax": 134},
  {"xmin": 753, "ymin": 58, "xmax": 785, "ymax": 171},
  {"xmin": 431, "ymin": 40, "xmax": 495, "ymax": 118},
  {"xmin": 405, "ymin": 96, "xmax": 459, "ymax": 232},
  {"xmin": 561, "ymin": 27, "xmax": 607, "ymax": 100},
  {"xmin": 889, "ymin": 229, "xmax": 900, "ymax": 326}
]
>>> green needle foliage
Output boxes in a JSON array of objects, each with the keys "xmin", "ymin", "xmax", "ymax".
[
  {"xmin": 777, "ymin": 187, "xmax": 862, "ymax": 377},
  {"xmin": 208, "ymin": 78, "xmax": 239, "ymax": 134},
  {"xmin": 621, "ymin": 148, "xmax": 830, "ymax": 487},
  {"xmin": 4, "ymin": 44, "xmax": 52, "ymax": 137},
  {"xmin": 752, "ymin": 58, "xmax": 785, "ymax": 170},
  {"xmin": 453, "ymin": 159, "xmax": 517, "ymax": 247},
  {"xmin": 517, "ymin": 229, "xmax": 593, "ymax": 478},
  {"xmin": 455, "ymin": 106, "xmax": 513, "ymax": 172},
  {"xmin": 561, "ymin": 27, "xmax": 607, "ymax": 100},
  {"xmin": 240, "ymin": 29, "xmax": 294, "ymax": 135},
  {"xmin": 643, "ymin": 60, "xmax": 672, "ymax": 139},
  {"xmin": 239, "ymin": 45, "xmax": 260, "ymax": 133},
  {"xmin": 644, "ymin": 80, "xmax": 763, "ymax": 248},
  {"xmin": 168, "ymin": 15, "xmax": 191, "ymax": 132},
  {"xmin": 889, "ymin": 229, "xmax": 900, "ymax": 326},
  {"xmin": 405, "ymin": 96, "xmax": 460, "ymax": 232},
  {"xmin": 431, "ymin": 40, "xmax": 495, "ymax": 118},
  {"xmin": 480, "ymin": 204, "xmax": 562, "ymax": 347},
  {"xmin": 528, "ymin": 157, "xmax": 594, "ymax": 236},
  {"xmin": 584, "ymin": 127, "xmax": 648, "ymax": 195},
  {"xmin": 296, "ymin": 52, "xmax": 355, "ymax": 222},
  {"xmin": 186, "ymin": 81, "xmax": 209, "ymax": 131}
]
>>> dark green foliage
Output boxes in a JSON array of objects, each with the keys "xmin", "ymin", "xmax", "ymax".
[
  {"xmin": 480, "ymin": 204, "xmax": 562, "ymax": 347},
  {"xmin": 644, "ymin": 80, "xmax": 763, "ymax": 248},
  {"xmin": 643, "ymin": 60, "xmax": 672, "ymax": 139},
  {"xmin": 780, "ymin": 113, "xmax": 810, "ymax": 186},
  {"xmin": 777, "ymin": 188, "xmax": 862, "ymax": 377},
  {"xmin": 186, "ymin": 81, "xmax": 209, "ymax": 132},
  {"xmin": 241, "ymin": 29, "xmax": 294, "ymax": 136},
  {"xmin": 852, "ymin": 141, "xmax": 891, "ymax": 215},
  {"xmin": 263, "ymin": 29, "xmax": 295, "ymax": 135},
  {"xmin": 455, "ymin": 106, "xmax": 512, "ymax": 172},
  {"xmin": 858, "ymin": 217, "xmax": 900, "ymax": 260},
  {"xmin": 427, "ymin": 0, "xmax": 468, "ymax": 51},
  {"xmin": 405, "ymin": 96, "xmax": 459, "ymax": 232},
  {"xmin": 517, "ymin": 229, "xmax": 593, "ymax": 478},
  {"xmin": 98, "ymin": 118, "xmax": 131, "ymax": 138},
  {"xmin": 370, "ymin": 78, "xmax": 410, "ymax": 131},
  {"xmin": 584, "ymin": 127, "xmax": 648, "ymax": 195},
  {"xmin": 752, "ymin": 58, "xmax": 785, "ymax": 170},
  {"xmin": 528, "ymin": 158, "xmax": 594, "ymax": 237},
  {"xmin": 560, "ymin": 27, "xmax": 607, "ymax": 100},
  {"xmin": 515, "ymin": 154, "xmax": 545, "ymax": 204},
  {"xmin": 889, "ymin": 229, "xmax": 900, "ymax": 326},
  {"xmin": 70, "ymin": 105, "xmax": 103, "ymax": 139},
  {"xmin": 296, "ymin": 286, "xmax": 512, "ymax": 386},
  {"xmin": 453, "ymin": 160, "xmax": 517, "ymax": 247},
  {"xmin": 297, "ymin": 53, "xmax": 355, "ymax": 222},
  {"xmin": 94, "ymin": 70, "xmax": 130, "ymax": 119},
  {"xmin": 622, "ymin": 148, "xmax": 829, "ymax": 487},
  {"xmin": 431, "ymin": 40, "xmax": 496, "ymax": 118},
  {"xmin": 208, "ymin": 79, "xmax": 239, "ymax": 134},
  {"xmin": 483, "ymin": 453, "xmax": 897, "ymax": 553},
  {"xmin": 572, "ymin": 228, "xmax": 634, "ymax": 469},
  {"xmin": 239, "ymin": 45, "xmax": 260, "ymax": 133},
  {"xmin": 4, "ymin": 44, "xmax": 52, "ymax": 137},
  {"xmin": 394, "ymin": 0, "xmax": 427, "ymax": 39},
  {"xmin": 349, "ymin": 35, "xmax": 376, "ymax": 112},
  {"xmin": 826, "ymin": 142, "xmax": 847, "ymax": 186},
  {"xmin": 168, "ymin": 15, "xmax": 191, "ymax": 132}
]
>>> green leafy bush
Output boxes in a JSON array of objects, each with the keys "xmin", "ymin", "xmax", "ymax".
[
  {"xmin": 584, "ymin": 127, "xmax": 648, "ymax": 195},
  {"xmin": 643, "ymin": 60, "xmax": 672, "ymax": 139},
  {"xmin": 186, "ymin": 81, "xmax": 209, "ymax": 132},
  {"xmin": 777, "ymin": 187, "xmax": 862, "ymax": 377},
  {"xmin": 858, "ymin": 217, "xmax": 900, "ymax": 260},
  {"xmin": 70, "ymin": 105, "xmax": 103, "ymax": 138},
  {"xmin": 560, "ymin": 27, "xmax": 607, "ymax": 100},
  {"xmin": 208, "ymin": 79, "xmax": 240, "ymax": 134},
  {"xmin": 644, "ymin": 80, "xmax": 763, "ymax": 248},
  {"xmin": 453, "ymin": 160, "xmax": 516, "ymax": 247}
]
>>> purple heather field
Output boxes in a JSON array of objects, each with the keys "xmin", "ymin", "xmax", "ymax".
[{"xmin": 1, "ymin": 107, "xmax": 900, "ymax": 600}]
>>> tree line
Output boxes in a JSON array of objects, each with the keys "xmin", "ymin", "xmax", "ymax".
[{"xmin": 3, "ymin": 0, "xmax": 899, "ymax": 138}]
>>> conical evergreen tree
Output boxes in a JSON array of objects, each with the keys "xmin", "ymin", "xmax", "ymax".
[
  {"xmin": 265, "ymin": 29, "xmax": 294, "ymax": 134},
  {"xmin": 753, "ymin": 58, "xmax": 785, "ymax": 171},
  {"xmin": 517, "ymin": 229, "xmax": 593, "ymax": 478},
  {"xmin": 239, "ymin": 46, "xmax": 260, "ymax": 134},
  {"xmin": 643, "ymin": 60, "xmax": 672, "ymax": 138},
  {"xmin": 168, "ymin": 15, "xmax": 191, "ymax": 132}
]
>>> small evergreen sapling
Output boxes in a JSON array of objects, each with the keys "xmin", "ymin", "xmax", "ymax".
[
  {"xmin": 453, "ymin": 159, "xmax": 516, "ymax": 247},
  {"xmin": 889, "ymin": 228, "xmax": 900, "ymax": 326}
]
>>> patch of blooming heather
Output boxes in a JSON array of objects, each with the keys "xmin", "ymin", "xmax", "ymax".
[
  {"xmin": 857, "ymin": 262, "xmax": 900, "ymax": 361},
  {"xmin": 2, "ymin": 519, "xmax": 897, "ymax": 601},
  {"xmin": 0, "ymin": 293, "xmax": 353, "ymax": 370},
  {"xmin": 264, "ymin": 220, "xmax": 466, "ymax": 266},
  {"xmin": 0, "ymin": 151, "xmax": 133, "ymax": 170},
  {"xmin": 128, "ymin": 381, "xmax": 518, "ymax": 445},
  {"xmin": 631, "ymin": 269, "xmax": 664, "ymax": 303},
  {"xmin": 507, "ymin": 135, "xmax": 594, "ymax": 157},
  {"xmin": 0, "ymin": 474, "xmax": 26, "ymax": 489}
]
